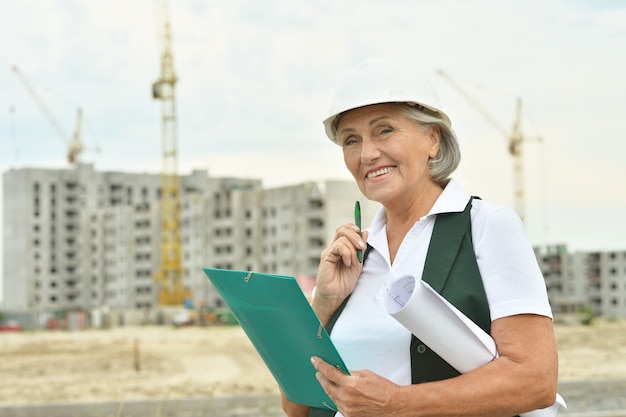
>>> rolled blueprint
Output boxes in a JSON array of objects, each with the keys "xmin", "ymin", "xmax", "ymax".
[{"xmin": 386, "ymin": 275, "xmax": 565, "ymax": 417}]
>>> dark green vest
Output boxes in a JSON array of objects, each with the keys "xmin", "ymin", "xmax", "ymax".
[{"xmin": 309, "ymin": 198, "xmax": 491, "ymax": 417}]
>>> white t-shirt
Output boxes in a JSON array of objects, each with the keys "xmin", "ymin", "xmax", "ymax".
[{"xmin": 330, "ymin": 179, "xmax": 553, "ymax": 389}]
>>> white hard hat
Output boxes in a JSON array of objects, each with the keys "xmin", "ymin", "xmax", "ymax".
[{"xmin": 323, "ymin": 57, "xmax": 451, "ymax": 144}]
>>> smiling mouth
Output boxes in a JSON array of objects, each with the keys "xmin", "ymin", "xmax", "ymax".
[{"xmin": 366, "ymin": 166, "xmax": 395, "ymax": 179}]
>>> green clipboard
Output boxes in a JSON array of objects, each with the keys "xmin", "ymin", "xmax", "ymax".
[{"xmin": 202, "ymin": 267, "xmax": 349, "ymax": 411}]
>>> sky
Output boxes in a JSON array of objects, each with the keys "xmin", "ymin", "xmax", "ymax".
[{"xmin": 1, "ymin": 0, "xmax": 625, "ymax": 303}]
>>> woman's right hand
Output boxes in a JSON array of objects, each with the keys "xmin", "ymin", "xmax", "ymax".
[{"xmin": 313, "ymin": 224, "xmax": 368, "ymax": 324}]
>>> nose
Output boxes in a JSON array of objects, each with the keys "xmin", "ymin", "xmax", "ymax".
[{"xmin": 360, "ymin": 136, "xmax": 381, "ymax": 163}]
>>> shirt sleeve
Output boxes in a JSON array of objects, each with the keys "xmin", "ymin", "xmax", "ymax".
[{"xmin": 472, "ymin": 202, "xmax": 553, "ymax": 321}]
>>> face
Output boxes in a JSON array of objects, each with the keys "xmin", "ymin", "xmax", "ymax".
[{"xmin": 337, "ymin": 103, "xmax": 441, "ymax": 206}]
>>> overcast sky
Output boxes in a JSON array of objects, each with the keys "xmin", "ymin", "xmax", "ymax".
[{"xmin": 1, "ymin": 0, "xmax": 625, "ymax": 303}]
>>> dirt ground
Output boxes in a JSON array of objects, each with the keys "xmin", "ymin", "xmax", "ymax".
[{"xmin": 1, "ymin": 320, "xmax": 625, "ymax": 406}]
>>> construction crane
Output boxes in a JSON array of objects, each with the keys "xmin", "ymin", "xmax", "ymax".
[
  {"xmin": 437, "ymin": 70, "xmax": 532, "ymax": 224},
  {"xmin": 12, "ymin": 65, "xmax": 87, "ymax": 166},
  {"xmin": 152, "ymin": 0, "xmax": 188, "ymax": 306}
]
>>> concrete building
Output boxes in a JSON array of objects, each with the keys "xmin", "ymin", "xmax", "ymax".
[
  {"xmin": 2, "ymin": 164, "xmax": 375, "ymax": 325},
  {"xmin": 534, "ymin": 244, "xmax": 588, "ymax": 316},
  {"xmin": 535, "ymin": 244, "xmax": 626, "ymax": 319},
  {"xmin": 2, "ymin": 165, "xmax": 259, "ymax": 321},
  {"xmin": 9, "ymin": 164, "xmax": 625, "ymax": 326},
  {"xmin": 596, "ymin": 250, "xmax": 626, "ymax": 319},
  {"xmin": 179, "ymin": 179, "xmax": 379, "ymax": 309}
]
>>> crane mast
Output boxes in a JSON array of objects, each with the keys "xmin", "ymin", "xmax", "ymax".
[
  {"xmin": 438, "ymin": 70, "xmax": 527, "ymax": 223},
  {"xmin": 152, "ymin": 0, "xmax": 186, "ymax": 305},
  {"xmin": 68, "ymin": 107, "xmax": 84, "ymax": 165},
  {"xmin": 509, "ymin": 98, "xmax": 524, "ymax": 223}
]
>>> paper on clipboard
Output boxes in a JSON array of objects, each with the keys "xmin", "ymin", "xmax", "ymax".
[
  {"xmin": 386, "ymin": 275, "xmax": 565, "ymax": 417},
  {"xmin": 202, "ymin": 267, "xmax": 349, "ymax": 412}
]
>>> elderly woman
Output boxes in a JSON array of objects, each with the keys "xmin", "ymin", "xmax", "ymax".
[{"xmin": 282, "ymin": 58, "xmax": 560, "ymax": 417}]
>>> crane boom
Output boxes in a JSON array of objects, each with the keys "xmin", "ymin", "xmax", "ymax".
[
  {"xmin": 437, "ymin": 70, "xmax": 509, "ymax": 138},
  {"xmin": 12, "ymin": 66, "xmax": 68, "ymax": 143},
  {"xmin": 437, "ymin": 70, "xmax": 527, "ymax": 223},
  {"xmin": 152, "ymin": 0, "xmax": 187, "ymax": 306},
  {"xmin": 12, "ymin": 65, "xmax": 87, "ymax": 166}
]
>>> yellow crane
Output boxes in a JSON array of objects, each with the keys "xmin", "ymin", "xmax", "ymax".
[
  {"xmin": 437, "ymin": 70, "xmax": 534, "ymax": 224},
  {"xmin": 152, "ymin": 0, "xmax": 188, "ymax": 306},
  {"xmin": 12, "ymin": 65, "xmax": 87, "ymax": 166}
]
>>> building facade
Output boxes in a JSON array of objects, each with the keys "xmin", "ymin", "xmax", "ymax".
[
  {"xmin": 596, "ymin": 250, "xmax": 626, "ymax": 318},
  {"xmin": 7, "ymin": 164, "xmax": 625, "ymax": 326},
  {"xmin": 535, "ymin": 244, "xmax": 626, "ymax": 319},
  {"xmin": 2, "ymin": 165, "xmax": 376, "ymax": 324}
]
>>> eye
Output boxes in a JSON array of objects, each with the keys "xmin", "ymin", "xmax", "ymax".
[
  {"xmin": 342, "ymin": 135, "xmax": 358, "ymax": 147},
  {"xmin": 377, "ymin": 125, "xmax": 394, "ymax": 136}
]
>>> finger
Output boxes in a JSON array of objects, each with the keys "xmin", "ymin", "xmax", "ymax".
[
  {"xmin": 311, "ymin": 356, "xmax": 347, "ymax": 384},
  {"xmin": 346, "ymin": 225, "xmax": 367, "ymax": 253},
  {"xmin": 334, "ymin": 223, "xmax": 359, "ymax": 235},
  {"xmin": 325, "ymin": 239, "xmax": 357, "ymax": 267},
  {"xmin": 335, "ymin": 223, "xmax": 364, "ymax": 238},
  {"xmin": 312, "ymin": 362, "xmax": 337, "ymax": 400},
  {"xmin": 315, "ymin": 371, "xmax": 335, "ymax": 402},
  {"xmin": 334, "ymin": 227, "xmax": 367, "ymax": 256},
  {"xmin": 335, "ymin": 224, "xmax": 363, "ymax": 244}
]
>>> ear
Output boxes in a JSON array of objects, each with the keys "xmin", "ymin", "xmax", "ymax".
[{"xmin": 427, "ymin": 124, "xmax": 441, "ymax": 159}]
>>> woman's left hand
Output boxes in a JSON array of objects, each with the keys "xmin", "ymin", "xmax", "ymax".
[{"xmin": 312, "ymin": 356, "xmax": 402, "ymax": 417}]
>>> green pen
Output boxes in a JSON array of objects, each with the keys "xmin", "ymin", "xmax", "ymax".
[{"xmin": 354, "ymin": 201, "xmax": 363, "ymax": 263}]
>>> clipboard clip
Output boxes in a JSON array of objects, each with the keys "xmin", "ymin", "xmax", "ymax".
[
  {"xmin": 244, "ymin": 271, "xmax": 253, "ymax": 282},
  {"xmin": 322, "ymin": 401, "xmax": 337, "ymax": 412}
]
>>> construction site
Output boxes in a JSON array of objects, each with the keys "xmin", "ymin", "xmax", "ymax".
[
  {"xmin": 5, "ymin": 2, "xmax": 625, "ymax": 331},
  {"xmin": 1, "ymin": 320, "xmax": 626, "ymax": 416},
  {"xmin": 3, "ymin": 1, "xmax": 212, "ymax": 329},
  {"xmin": 2, "ymin": 1, "xmax": 626, "ymax": 417}
]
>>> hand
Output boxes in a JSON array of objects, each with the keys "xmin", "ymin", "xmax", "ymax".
[
  {"xmin": 313, "ymin": 224, "xmax": 368, "ymax": 321},
  {"xmin": 312, "ymin": 356, "xmax": 402, "ymax": 417}
]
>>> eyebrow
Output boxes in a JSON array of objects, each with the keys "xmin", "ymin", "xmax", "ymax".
[{"xmin": 338, "ymin": 115, "xmax": 393, "ymax": 136}]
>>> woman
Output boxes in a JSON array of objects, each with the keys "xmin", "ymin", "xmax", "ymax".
[{"xmin": 282, "ymin": 57, "xmax": 560, "ymax": 417}]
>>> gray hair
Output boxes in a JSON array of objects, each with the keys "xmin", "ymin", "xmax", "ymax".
[{"xmin": 399, "ymin": 103, "xmax": 461, "ymax": 187}]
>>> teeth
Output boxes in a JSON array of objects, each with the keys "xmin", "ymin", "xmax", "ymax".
[{"xmin": 367, "ymin": 167, "xmax": 394, "ymax": 179}]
